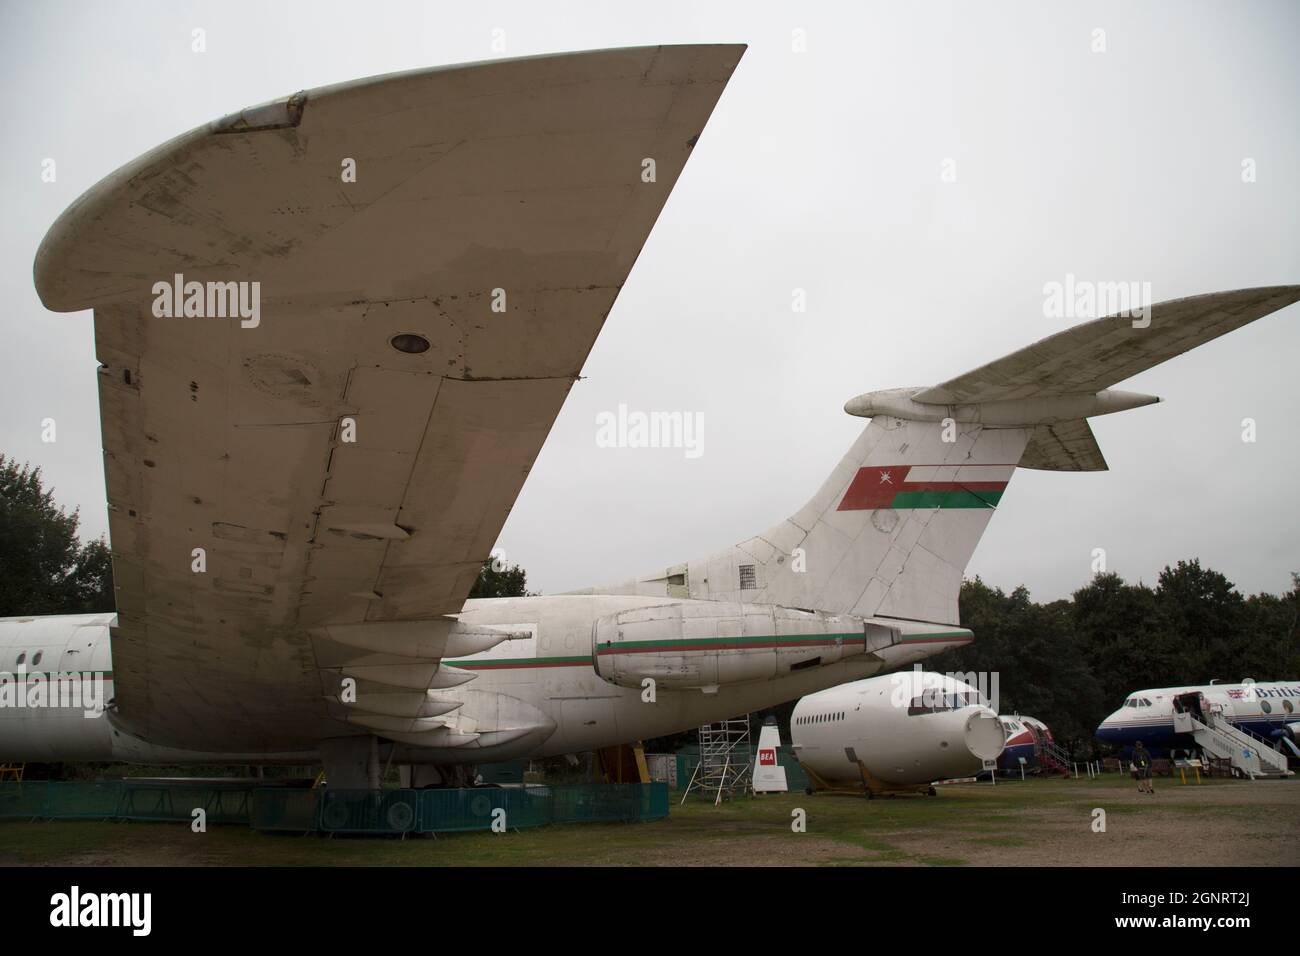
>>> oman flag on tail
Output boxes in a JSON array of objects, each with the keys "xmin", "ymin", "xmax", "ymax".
[{"xmin": 837, "ymin": 464, "xmax": 1014, "ymax": 511}]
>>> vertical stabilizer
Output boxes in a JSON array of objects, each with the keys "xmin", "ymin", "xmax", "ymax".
[{"xmin": 753, "ymin": 718, "xmax": 789, "ymax": 793}]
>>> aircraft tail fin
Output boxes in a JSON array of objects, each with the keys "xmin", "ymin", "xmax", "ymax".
[
  {"xmin": 752, "ymin": 718, "xmax": 789, "ymax": 793},
  {"xmin": 595, "ymin": 286, "xmax": 1298, "ymax": 626},
  {"xmin": 600, "ymin": 414, "xmax": 1028, "ymax": 625}
]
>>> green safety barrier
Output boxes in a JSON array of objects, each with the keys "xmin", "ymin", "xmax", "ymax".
[
  {"xmin": 249, "ymin": 787, "xmax": 321, "ymax": 832},
  {"xmin": 0, "ymin": 780, "xmax": 55, "ymax": 819},
  {"xmin": 0, "ymin": 781, "xmax": 256, "ymax": 824},
  {"xmin": 415, "ymin": 782, "xmax": 667, "ymax": 832},
  {"xmin": 317, "ymin": 789, "xmax": 420, "ymax": 834},
  {"xmin": 0, "ymin": 781, "xmax": 668, "ymax": 834},
  {"xmin": 258, "ymin": 783, "xmax": 670, "ymax": 833},
  {"xmin": 118, "ymin": 784, "xmax": 252, "ymax": 824},
  {"xmin": 42, "ymin": 780, "xmax": 125, "ymax": 820}
]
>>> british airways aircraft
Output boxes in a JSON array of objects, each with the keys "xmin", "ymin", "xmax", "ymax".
[{"xmin": 1095, "ymin": 681, "xmax": 1300, "ymax": 758}]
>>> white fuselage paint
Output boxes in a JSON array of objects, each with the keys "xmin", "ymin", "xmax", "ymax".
[
  {"xmin": 1095, "ymin": 681, "xmax": 1300, "ymax": 753},
  {"xmin": 791, "ymin": 671, "xmax": 1005, "ymax": 791},
  {"xmin": 0, "ymin": 613, "xmax": 314, "ymax": 764},
  {"xmin": 0, "ymin": 601, "xmax": 971, "ymax": 765}
]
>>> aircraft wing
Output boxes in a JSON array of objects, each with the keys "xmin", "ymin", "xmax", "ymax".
[
  {"xmin": 913, "ymin": 286, "xmax": 1300, "ymax": 405},
  {"xmin": 34, "ymin": 45, "xmax": 744, "ymax": 751}
]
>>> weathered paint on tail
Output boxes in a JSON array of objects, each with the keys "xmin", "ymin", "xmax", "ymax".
[
  {"xmin": 590, "ymin": 288, "xmax": 1300, "ymax": 626},
  {"xmin": 596, "ymin": 417, "xmax": 1029, "ymax": 626}
]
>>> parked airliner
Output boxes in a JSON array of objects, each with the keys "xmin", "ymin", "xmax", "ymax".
[{"xmin": 1095, "ymin": 681, "xmax": 1300, "ymax": 757}]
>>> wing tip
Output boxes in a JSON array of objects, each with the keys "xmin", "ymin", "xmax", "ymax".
[{"xmin": 33, "ymin": 43, "xmax": 750, "ymax": 314}]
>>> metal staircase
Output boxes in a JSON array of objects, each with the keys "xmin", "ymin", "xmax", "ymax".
[
  {"xmin": 1036, "ymin": 738, "xmax": 1072, "ymax": 776},
  {"xmin": 1173, "ymin": 710, "xmax": 1292, "ymax": 779},
  {"xmin": 680, "ymin": 717, "xmax": 753, "ymax": 805}
]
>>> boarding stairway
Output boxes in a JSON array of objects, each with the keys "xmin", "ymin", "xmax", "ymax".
[
  {"xmin": 1036, "ymin": 738, "xmax": 1071, "ymax": 777},
  {"xmin": 1173, "ymin": 709, "xmax": 1292, "ymax": 779}
]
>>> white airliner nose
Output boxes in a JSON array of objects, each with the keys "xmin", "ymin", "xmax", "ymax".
[{"xmin": 964, "ymin": 710, "xmax": 1006, "ymax": 761}]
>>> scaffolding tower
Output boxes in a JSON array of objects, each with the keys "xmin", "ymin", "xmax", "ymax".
[{"xmin": 680, "ymin": 716, "xmax": 753, "ymax": 805}]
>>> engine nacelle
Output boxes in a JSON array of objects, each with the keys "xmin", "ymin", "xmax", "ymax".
[{"xmin": 592, "ymin": 600, "xmax": 902, "ymax": 692}]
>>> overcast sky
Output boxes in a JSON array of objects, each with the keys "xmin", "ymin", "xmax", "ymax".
[{"xmin": 2, "ymin": 0, "xmax": 1297, "ymax": 605}]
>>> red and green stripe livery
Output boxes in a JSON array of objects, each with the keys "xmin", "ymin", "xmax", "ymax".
[{"xmin": 837, "ymin": 465, "xmax": 1011, "ymax": 511}]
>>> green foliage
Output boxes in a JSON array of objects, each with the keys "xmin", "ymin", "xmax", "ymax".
[
  {"xmin": 0, "ymin": 455, "xmax": 113, "ymax": 616},
  {"xmin": 931, "ymin": 578, "xmax": 1106, "ymax": 756},
  {"xmin": 468, "ymin": 557, "xmax": 533, "ymax": 599},
  {"xmin": 933, "ymin": 564, "xmax": 1300, "ymax": 760}
]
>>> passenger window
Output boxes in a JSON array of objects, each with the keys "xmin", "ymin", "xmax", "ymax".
[
  {"xmin": 15, "ymin": 652, "xmax": 25, "ymax": 665},
  {"xmin": 32, "ymin": 651, "xmax": 42, "ymax": 666}
]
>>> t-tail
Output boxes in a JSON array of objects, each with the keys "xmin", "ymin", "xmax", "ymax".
[{"xmin": 592, "ymin": 286, "xmax": 1300, "ymax": 626}]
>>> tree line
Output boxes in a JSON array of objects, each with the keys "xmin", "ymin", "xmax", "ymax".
[
  {"xmin": 928, "ymin": 563, "xmax": 1299, "ymax": 758},
  {"xmin": 0, "ymin": 456, "xmax": 112, "ymax": 616}
]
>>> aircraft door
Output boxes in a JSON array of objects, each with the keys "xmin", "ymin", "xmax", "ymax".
[
  {"xmin": 1026, "ymin": 720, "xmax": 1043, "ymax": 756},
  {"xmin": 1173, "ymin": 692, "xmax": 1204, "ymax": 723}
]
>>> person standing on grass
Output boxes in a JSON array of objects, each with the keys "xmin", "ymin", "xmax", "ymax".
[{"xmin": 1133, "ymin": 741, "xmax": 1154, "ymax": 794}]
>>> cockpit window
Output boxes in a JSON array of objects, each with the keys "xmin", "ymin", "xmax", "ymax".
[{"xmin": 908, "ymin": 690, "xmax": 980, "ymax": 715}]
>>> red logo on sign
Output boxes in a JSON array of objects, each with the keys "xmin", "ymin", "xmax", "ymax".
[{"xmin": 759, "ymin": 748, "xmax": 776, "ymax": 765}]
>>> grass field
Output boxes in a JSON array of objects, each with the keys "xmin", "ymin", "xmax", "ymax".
[{"xmin": 2, "ymin": 773, "xmax": 1297, "ymax": 866}]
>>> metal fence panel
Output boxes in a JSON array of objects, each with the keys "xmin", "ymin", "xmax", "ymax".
[
  {"xmin": 0, "ymin": 781, "xmax": 669, "ymax": 832},
  {"xmin": 250, "ymin": 788, "xmax": 319, "ymax": 832}
]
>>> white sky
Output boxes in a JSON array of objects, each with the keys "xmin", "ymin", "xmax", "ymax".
[{"xmin": 2, "ymin": 0, "xmax": 1297, "ymax": 603}]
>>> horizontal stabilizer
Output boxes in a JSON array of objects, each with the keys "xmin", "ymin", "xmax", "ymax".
[
  {"xmin": 1020, "ymin": 419, "xmax": 1108, "ymax": 472},
  {"xmin": 913, "ymin": 286, "xmax": 1300, "ymax": 404}
]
